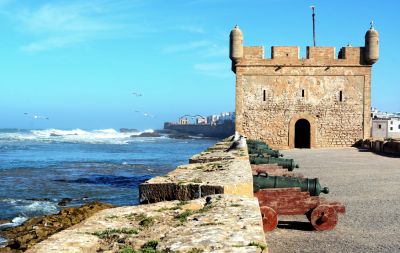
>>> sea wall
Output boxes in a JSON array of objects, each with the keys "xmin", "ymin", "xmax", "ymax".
[
  {"xmin": 164, "ymin": 121, "xmax": 235, "ymax": 138},
  {"xmin": 361, "ymin": 139, "xmax": 400, "ymax": 156},
  {"xmin": 26, "ymin": 138, "xmax": 268, "ymax": 253}
]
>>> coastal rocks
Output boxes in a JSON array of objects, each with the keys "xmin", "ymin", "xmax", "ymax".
[
  {"xmin": 0, "ymin": 202, "xmax": 113, "ymax": 252},
  {"xmin": 57, "ymin": 198, "xmax": 72, "ymax": 206},
  {"xmin": 168, "ymin": 133, "xmax": 194, "ymax": 139},
  {"xmin": 131, "ymin": 132, "xmax": 161, "ymax": 138}
]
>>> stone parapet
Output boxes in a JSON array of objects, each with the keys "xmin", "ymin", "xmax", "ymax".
[
  {"xmin": 27, "ymin": 195, "xmax": 267, "ymax": 253},
  {"xmin": 140, "ymin": 139, "xmax": 253, "ymax": 203},
  {"xmin": 240, "ymin": 46, "xmax": 367, "ymax": 66},
  {"xmin": 25, "ymin": 139, "xmax": 267, "ymax": 252}
]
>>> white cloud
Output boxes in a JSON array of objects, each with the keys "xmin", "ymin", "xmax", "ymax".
[
  {"xmin": 20, "ymin": 35, "xmax": 85, "ymax": 52},
  {"xmin": 1, "ymin": 0, "xmax": 152, "ymax": 52},
  {"xmin": 175, "ymin": 25, "xmax": 205, "ymax": 34},
  {"xmin": 193, "ymin": 62, "xmax": 231, "ymax": 78},
  {"xmin": 163, "ymin": 40, "xmax": 213, "ymax": 54}
]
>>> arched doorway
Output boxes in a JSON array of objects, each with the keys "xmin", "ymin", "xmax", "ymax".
[{"xmin": 295, "ymin": 119, "xmax": 310, "ymax": 148}]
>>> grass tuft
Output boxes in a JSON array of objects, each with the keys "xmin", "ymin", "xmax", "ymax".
[{"xmin": 91, "ymin": 228, "xmax": 138, "ymax": 239}]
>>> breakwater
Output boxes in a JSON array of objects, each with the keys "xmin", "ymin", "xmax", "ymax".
[
  {"xmin": 23, "ymin": 138, "xmax": 267, "ymax": 252},
  {"xmin": 164, "ymin": 121, "xmax": 235, "ymax": 138}
]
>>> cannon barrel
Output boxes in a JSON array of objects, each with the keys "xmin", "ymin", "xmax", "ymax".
[
  {"xmin": 247, "ymin": 140, "xmax": 270, "ymax": 149},
  {"xmin": 248, "ymin": 146, "xmax": 282, "ymax": 158},
  {"xmin": 253, "ymin": 174, "xmax": 329, "ymax": 196},
  {"xmin": 250, "ymin": 156, "xmax": 299, "ymax": 171}
]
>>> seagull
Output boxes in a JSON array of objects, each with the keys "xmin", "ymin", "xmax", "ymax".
[
  {"xmin": 132, "ymin": 92, "xmax": 142, "ymax": 97},
  {"xmin": 143, "ymin": 113, "xmax": 155, "ymax": 118},
  {"xmin": 225, "ymin": 136, "xmax": 247, "ymax": 152},
  {"xmin": 230, "ymin": 131, "xmax": 240, "ymax": 141},
  {"xmin": 24, "ymin": 113, "xmax": 49, "ymax": 120}
]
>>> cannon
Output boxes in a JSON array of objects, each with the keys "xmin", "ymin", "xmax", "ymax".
[
  {"xmin": 250, "ymin": 156, "xmax": 299, "ymax": 171},
  {"xmin": 248, "ymin": 146, "xmax": 282, "ymax": 158},
  {"xmin": 255, "ymin": 187, "xmax": 346, "ymax": 231},
  {"xmin": 253, "ymin": 174, "xmax": 329, "ymax": 196},
  {"xmin": 247, "ymin": 139, "xmax": 270, "ymax": 148}
]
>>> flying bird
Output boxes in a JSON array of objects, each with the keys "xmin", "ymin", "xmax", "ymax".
[
  {"xmin": 24, "ymin": 113, "xmax": 49, "ymax": 120},
  {"xmin": 143, "ymin": 113, "xmax": 155, "ymax": 118},
  {"xmin": 225, "ymin": 136, "xmax": 246, "ymax": 152},
  {"xmin": 132, "ymin": 92, "xmax": 142, "ymax": 97}
]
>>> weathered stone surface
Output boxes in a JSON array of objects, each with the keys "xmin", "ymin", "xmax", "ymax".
[
  {"xmin": 140, "ymin": 159, "xmax": 253, "ymax": 203},
  {"xmin": 27, "ymin": 195, "xmax": 267, "ymax": 253}
]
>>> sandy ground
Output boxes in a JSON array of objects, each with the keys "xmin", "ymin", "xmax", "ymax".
[{"xmin": 265, "ymin": 147, "xmax": 400, "ymax": 253}]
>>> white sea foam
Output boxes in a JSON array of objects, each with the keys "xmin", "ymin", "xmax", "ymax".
[
  {"xmin": 0, "ymin": 236, "xmax": 7, "ymax": 247},
  {"xmin": 17, "ymin": 201, "xmax": 59, "ymax": 214},
  {"xmin": 0, "ymin": 128, "xmax": 159, "ymax": 144},
  {"xmin": 0, "ymin": 216, "xmax": 28, "ymax": 230}
]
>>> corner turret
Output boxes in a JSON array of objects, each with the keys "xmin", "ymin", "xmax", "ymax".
[
  {"xmin": 364, "ymin": 22, "xmax": 379, "ymax": 64},
  {"xmin": 229, "ymin": 25, "xmax": 243, "ymax": 72}
]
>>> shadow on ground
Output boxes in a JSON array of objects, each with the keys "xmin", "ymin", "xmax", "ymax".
[
  {"xmin": 354, "ymin": 147, "xmax": 400, "ymax": 158},
  {"xmin": 277, "ymin": 220, "xmax": 314, "ymax": 231}
]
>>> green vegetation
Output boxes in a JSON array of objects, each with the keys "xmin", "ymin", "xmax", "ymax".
[
  {"xmin": 91, "ymin": 228, "xmax": 138, "ymax": 239},
  {"xmin": 192, "ymin": 178, "xmax": 202, "ymax": 183},
  {"xmin": 197, "ymin": 204, "xmax": 213, "ymax": 213},
  {"xmin": 139, "ymin": 216, "xmax": 155, "ymax": 228},
  {"xmin": 177, "ymin": 200, "xmax": 189, "ymax": 206},
  {"xmin": 248, "ymin": 241, "xmax": 267, "ymax": 251},
  {"xmin": 187, "ymin": 249, "xmax": 204, "ymax": 253},
  {"xmin": 230, "ymin": 203, "xmax": 241, "ymax": 207},
  {"xmin": 174, "ymin": 210, "xmax": 193, "ymax": 223},
  {"xmin": 106, "ymin": 215, "xmax": 118, "ymax": 219},
  {"xmin": 174, "ymin": 204, "xmax": 214, "ymax": 223},
  {"xmin": 199, "ymin": 222, "xmax": 223, "ymax": 226},
  {"xmin": 119, "ymin": 246, "xmax": 135, "ymax": 253},
  {"xmin": 156, "ymin": 206, "xmax": 181, "ymax": 212}
]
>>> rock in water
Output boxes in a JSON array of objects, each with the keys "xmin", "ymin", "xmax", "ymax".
[
  {"xmin": 131, "ymin": 132, "xmax": 161, "ymax": 138},
  {"xmin": 57, "ymin": 198, "xmax": 72, "ymax": 206}
]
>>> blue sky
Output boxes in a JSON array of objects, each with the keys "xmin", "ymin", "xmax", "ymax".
[{"xmin": 0, "ymin": 0, "xmax": 398, "ymax": 130}]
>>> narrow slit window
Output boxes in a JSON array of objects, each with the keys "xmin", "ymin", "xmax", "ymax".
[
  {"xmin": 301, "ymin": 89, "xmax": 305, "ymax": 98},
  {"xmin": 339, "ymin": 91, "xmax": 343, "ymax": 102},
  {"xmin": 263, "ymin": 90, "xmax": 266, "ymax": 101},
  {"xmin": 378, "ymin": 124, "xmax": 382, "ymax": 129}
]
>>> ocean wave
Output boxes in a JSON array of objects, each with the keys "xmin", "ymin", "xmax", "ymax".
[
  {"xmin": 0, "ymin": 199, "xmax": 59, "ymax": 219},
  {"xmin": 0, "ymin": 216, "xmax": 28, "ymax": 230},
  {"xmin": 0, "ymin": 128, "xmax": 159, "ymax": 144}
]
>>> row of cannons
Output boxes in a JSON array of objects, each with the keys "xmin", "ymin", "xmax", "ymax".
[{"xmin": 246, "ymin": 139, "xmax": 345, "ymax": 231}]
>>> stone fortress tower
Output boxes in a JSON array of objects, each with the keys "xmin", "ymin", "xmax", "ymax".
[{"xmin": 230, "ymin": 24, "xmax": 379, "ymax": 149}]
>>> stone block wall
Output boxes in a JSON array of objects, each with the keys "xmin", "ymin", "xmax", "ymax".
[{"xmin": 235, "ymin": 46, "xmax": 372, "ymax": 149}]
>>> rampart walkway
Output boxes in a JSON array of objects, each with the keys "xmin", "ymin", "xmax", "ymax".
[{"xmin": 266, "ymin": 147, "xmax": 400, "ymax": 253}]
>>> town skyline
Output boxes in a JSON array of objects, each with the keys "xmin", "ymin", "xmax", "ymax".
[{"xmin": 0, "ymin": 0, "xmax": 399, "ymax": 130}]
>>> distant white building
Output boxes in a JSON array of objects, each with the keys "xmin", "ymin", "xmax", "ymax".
[
  {"xmin": 388, "ymin": 118, "xmax": 400, "ymax": 138},
  {"xmin": 371, "ymin": 107, "xmax": 400, "ymax": 139},
  {"xmin": 372, "ymin": 119, "xmax": 389, "ymax": 138},
  {"xmin": 196, "ymin": 117, "xmax": 207, "ymax": 125}
]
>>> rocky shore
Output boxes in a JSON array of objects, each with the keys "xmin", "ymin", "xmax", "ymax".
[{"xmin": 0, "ymin": 202, "xmax": 113, "ymax": 252}]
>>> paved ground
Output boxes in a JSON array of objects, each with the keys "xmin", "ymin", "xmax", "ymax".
[{"xmin": 266, "ymin": 147, "xmax": 400, "ymax": 253}]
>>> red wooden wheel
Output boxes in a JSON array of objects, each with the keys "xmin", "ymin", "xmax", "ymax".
[
  {"xmin": 260, "ymin": 206, "xmax": 278, "ymax": 231},
  {"xmin": 310, "ymin": 205, "xmax": 338, "ymax": 231}
]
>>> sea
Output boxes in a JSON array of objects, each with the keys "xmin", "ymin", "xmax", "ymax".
[{"xmin": 0, "ymin": 128, "xmax": 216, "ymax": 234}]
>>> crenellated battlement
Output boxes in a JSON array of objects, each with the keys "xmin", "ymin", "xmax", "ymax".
[{"xmin": 240, "ymin": 45, "xmax": 366, "ymax": 66}]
